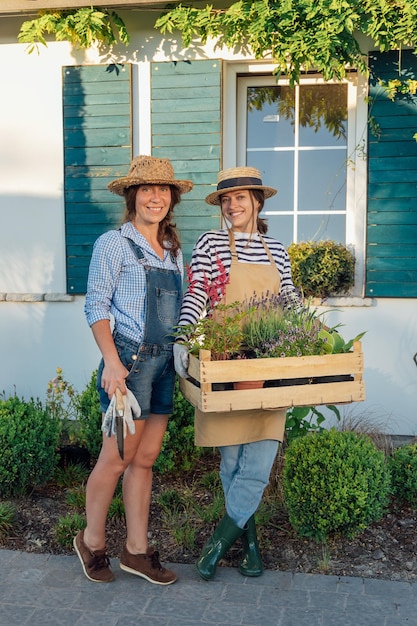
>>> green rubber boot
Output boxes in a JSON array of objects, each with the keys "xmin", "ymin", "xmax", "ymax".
[
  {"xmin": 239, "ymin": 515, "xmax": 263, "ymax": 577},
  {"xmin": 196, "ymin": 514, "xmax": 244, "ymax": 581}
]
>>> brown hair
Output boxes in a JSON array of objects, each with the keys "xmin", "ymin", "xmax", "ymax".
[
  {"xmin": 222, "ymin": 188, "xmax": 268, "ymax": 235},
  {"xmin": 122, "ymin": 185, "xmax": 182, "ymax": 255},
  {"xmin": 251, "ymin": 189, "xmax": 268, "ymax": 234}
]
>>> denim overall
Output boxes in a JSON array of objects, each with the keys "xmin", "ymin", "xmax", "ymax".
[{"xmin": 97, "ymin": 238, "xmax": 182, "ymax": 418}]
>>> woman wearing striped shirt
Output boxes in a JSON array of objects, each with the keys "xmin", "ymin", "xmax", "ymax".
[{"xmin": 174, "ymin": 166, "xmax": 299, "ymax": 581}]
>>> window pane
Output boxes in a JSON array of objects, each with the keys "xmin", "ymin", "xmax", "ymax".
[
  {"xmin": 247, "ymin": 151, "xmax": 294, "ymax": 210},
  {"xmin": 298, "ymin": 150, "xmax": 347, "ymax": 211},
  {"xmin": 247, "ymin": 86, "xmax": 295, "ymax": 148},
  {"xmin": 264, "ymin": 215, "xmax": 294, "ymax": 248},
  {"xmin": 299, "ymin": 84, "xmax": 348, "ymax": 147},
  {"xmin": 298, "ymin": 214, "xmax": 346, "ymax": 242}
]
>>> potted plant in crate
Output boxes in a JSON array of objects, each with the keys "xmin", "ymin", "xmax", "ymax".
[
  {"xmin": 175, "ymin": 256, "xmax": 255, "ymax": 361},
  {"xmin": 177, "ymin": 260, "xmax": 366, "ymax": 413}
]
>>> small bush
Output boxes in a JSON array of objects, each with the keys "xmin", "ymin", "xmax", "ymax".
[
  {"xmin": 282, "ymin": 429, "xmax": 391, "ymax": 541},
  {"xmin": 108, "ymin": 494, "xmax": 125, "ymax": 520},
  {"xmin": 0, "ymin": 502, "xmax": 17, "ymax": 541},
  {"xmin": 54, "ymin": 462, "xmax": 89, "ymax": 488},
  {"xmin": 388, "ymin": 443, "xmax": 417, "ymax": 505},
  {"xmin": 287, "ymin": 240, "xmax": 355, "ymax": 298},
  {"xmin": 0, "ymin": 396, "xmax": 60, "ymax": 497},
  {"xmin": 54, "ymin": 513, "xmax": 86, "ymax": 548},
  {"xmin": 75, "ymin": 370, "xmax": 102, "ymax": 461},
  {"xmin": 65, "ymin": 486, "xmax": 86, "ymax": 509}
]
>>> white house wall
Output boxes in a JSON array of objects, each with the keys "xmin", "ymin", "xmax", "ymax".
[{"xmin": 0, "ymin": 13, "xmax": 416, "ymax": 435}]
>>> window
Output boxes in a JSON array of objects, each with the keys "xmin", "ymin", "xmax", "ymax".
[{"xmin": 237, "ymin": 75, "xmax": 357, "ymax": 249}]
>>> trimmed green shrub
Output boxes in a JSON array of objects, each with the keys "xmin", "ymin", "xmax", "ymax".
[
  {"xmin": 0, "ymin": 396, "xmax": 60, "ymax": 497},
  {"xmin": 282, "ymin": 429, "xmax": 391, "ymax": 541},
  {"xmin": 388, "ymin": 443, "xmax": 417, "ymax": 505},
  {"xmin": 287, "ymin": 240, "xmax": 355, "ymax": 298},
  {"xmin": 154, "ymin": 380, "xmax": 203, "ymax": 474},
  {"xmin": 75, "ymin": 369, "xmax": 102, "ymax": 461}
]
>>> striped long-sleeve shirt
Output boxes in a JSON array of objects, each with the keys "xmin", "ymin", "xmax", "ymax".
[{"xmin": 178, "ymin": 229, "xmax": 298, "ymax": 328}]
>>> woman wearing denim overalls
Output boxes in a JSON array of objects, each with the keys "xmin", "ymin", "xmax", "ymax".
[
  {"xmin": 174, "ymin": 166, "xmax": 300, "ymax": 581},
  {"xmin": 75, "ymin": 156, "xmax": 192, "ymax": 585}
]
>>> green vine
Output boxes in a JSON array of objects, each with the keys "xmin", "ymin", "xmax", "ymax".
[
  {"xmin": 155, "ymin": 0, "xmax": 417, "ymax": 86},
  {"xmin": 18, "ymin": 7, "xmax": 129, "ymax": 53},
  {"xmin": 378, "ymin": 77, "xmax": 417, "ymax": 100}
]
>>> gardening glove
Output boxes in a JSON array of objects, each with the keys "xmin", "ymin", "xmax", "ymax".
[
  {"xmin": 101, "ymin": 389, "xmax": 141, "ymax": 438},
  {"xmin": 173, "ymin": 342, "xmax": 189, "ymax": 378}
]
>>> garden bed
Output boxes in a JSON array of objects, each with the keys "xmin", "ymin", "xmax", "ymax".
[{"xmin": 180, "ymin": 341, "xmax": 365, "ymax": 412}]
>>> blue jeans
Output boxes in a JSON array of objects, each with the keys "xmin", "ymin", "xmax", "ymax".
[{"xmin": 219, "ymin": 440, "xmax": 279, "ymax": 528}]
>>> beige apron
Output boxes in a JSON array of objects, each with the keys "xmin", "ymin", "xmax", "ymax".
[{"xmin": 194, "ymin": 230, "xmax": 287, "ymax": 447}]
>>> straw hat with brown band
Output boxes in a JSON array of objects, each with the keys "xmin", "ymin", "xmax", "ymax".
[
  {"xmin": 205, "ymin": 166, "xmax": 277, "ymax": 206},
  {"xmin": 108, "ymin": 155, "xmax": 193, "ymax": 196}
]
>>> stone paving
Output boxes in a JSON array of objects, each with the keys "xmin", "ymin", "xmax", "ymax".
[{"xmin": 1, "ymin": 549, "xmax": 417, "ymax": 625}]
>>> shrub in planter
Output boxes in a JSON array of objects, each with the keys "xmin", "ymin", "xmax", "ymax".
[
  {"xmin": 287, "ymin": 240, "xmax": 355, "ymax": 298},
  {"xmin": 282, "ymin": 429, "xmax": 391, "ymax": 541},
  {"xmin": 0, "ymin": 395, "xmax": 60, "ymax": 497},
  {"xmin": 388, "ymin": 443, "xmax": 417, "ymax": 505}
]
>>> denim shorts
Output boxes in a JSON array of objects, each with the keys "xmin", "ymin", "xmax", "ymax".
[{"xmin": 97, "ymin": 333, "xmax": 175, "ymax": 419}]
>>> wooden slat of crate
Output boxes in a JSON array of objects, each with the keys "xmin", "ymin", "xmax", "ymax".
[
  {"xmin": 180, "ymin": 378, "xmax": 365, "ymax": 412},
  {"xmin": 180, "ymin": 341, "xmax": 365, "ymax": 412},
  {"xmin": 189, "ymin": 341, "xmax": 363, "ymax": 384}
]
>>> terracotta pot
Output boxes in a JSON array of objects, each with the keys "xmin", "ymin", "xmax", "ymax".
[{"xmin": 233, "ymin": 380, "xmax": 265, "ymax": 390}]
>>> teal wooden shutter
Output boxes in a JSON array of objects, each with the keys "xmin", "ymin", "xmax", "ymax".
[
  {"xmin": 151, "ymin": 60, "xmax": 222, "ymax": 263},
  {"xmin": 63, "ymin": 64, "xmax": 132, "ymax": 294},
  {"xmin": 366, "ymin": 50, "xmax": 417, "ymax": 297}
]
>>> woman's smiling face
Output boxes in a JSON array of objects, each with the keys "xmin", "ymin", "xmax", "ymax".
[
  {"xmin": 220, "ymin": 189, "xmax": 260, "ymax": 233},
  {"xmin": 134, "ymin": 184, "xmax": 172, "ymax": 227}
]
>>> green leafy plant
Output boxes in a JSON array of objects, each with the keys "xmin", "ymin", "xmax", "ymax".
[
  {"xmin": 153, "ymin": 380, "xmax": 203, "ymax": 474},
  {"xmin": 18, "ymin": 7, "xmax": 129, "ymax": 54},
  {"xmin": 53, "ymin": 463, "xmax": 89, "ymax": 488},
  {"xmin": 108, "ymin": 494, "xmax": 125, "ymax": 520},
  {"xmin": 287, "ymin": 241, "xmax": 355, "ymax": 299},
  {"xmin": 177, "ymin": 257, "xmax": 254, "ymax": 360},
  {"xmin": 46, "ymin": 367, "xmax": 81, "ymax": 446},
  {"xmin": 0, "ymin": 395, "xmax": 60, "ymax": 497},
  {"xmin": 54, "ymin": 513, "xmax": 86, "ymax": 548},
  {"xmin": 178, "ymin": 302, "xmax": 251, "ymax": 360},
  {"xmin": 65, "ymin": 486, "xmax": 86, "ymax": 510},
  {"xmin": 388, "ymin": 443, "xmax": 417, "ymax": 505},
  {"xmin": 285, "ymin": 405, "xmax": 341, "ymax": 443},
  {"xmin": 241, "ymin": 292, "xmax": 327, "ymax": 358},
  {"xmin": 0, "ymin": 502, "xmax": 17, "ymax": 541},
  {"xmin": 75, "ymin": 370, "xmax": 102, "ymax": 461},
  {"xmin": 282, "ymin": 429, "xmax": 391, "ymax": 541},
  {"xmin": 155, "ymin": 1, "xmax": 417, "ymax": 86}
]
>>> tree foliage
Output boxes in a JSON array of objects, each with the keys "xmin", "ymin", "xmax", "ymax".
[
  {"xmin": 155, "ymin": 0, "xmax": 417, "ymax": 85},
  {"xmin": 18, "ymin": 7, "xmax": 129, "ymax": 53}
]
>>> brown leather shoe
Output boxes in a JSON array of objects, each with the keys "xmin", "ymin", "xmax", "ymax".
[
  {"xmin": 73, "ymin": 530, "xmax": 115, "ymax": 583},
  {"xmin": 120, "ymin": 546, "xmax": 177, "ymax": 585}
]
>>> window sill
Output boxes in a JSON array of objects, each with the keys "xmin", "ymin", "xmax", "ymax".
[
  {"xmin": 310, "ymin": 296, "xmax": 374, "ymax": 307},
  {"xmin": 0, "ymin": 293, "xmax": 75, "ymax": 302}
]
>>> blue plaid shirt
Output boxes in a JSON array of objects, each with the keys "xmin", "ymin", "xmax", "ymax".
[{"xmin": 84, "ymin": 221, "xmax": 183, "ymax": 344}]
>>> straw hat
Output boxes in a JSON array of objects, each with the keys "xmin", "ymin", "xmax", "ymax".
[
  {"xmin": 108, "ymin": 155, "xmax": 193, "ymax": 196},
  {"xmin": 205, "ymin": 166, "xmax": 277, "ymax": 206}
]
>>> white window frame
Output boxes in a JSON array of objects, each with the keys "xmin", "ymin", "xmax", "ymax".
[{"xmin": 223, "ymin": 62, "xmax": 368, "ymax": 298}]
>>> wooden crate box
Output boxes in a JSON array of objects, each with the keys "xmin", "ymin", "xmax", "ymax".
[{"xmin": 179, "ymin": 341, "xmax": 365, "ymax": 413}]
